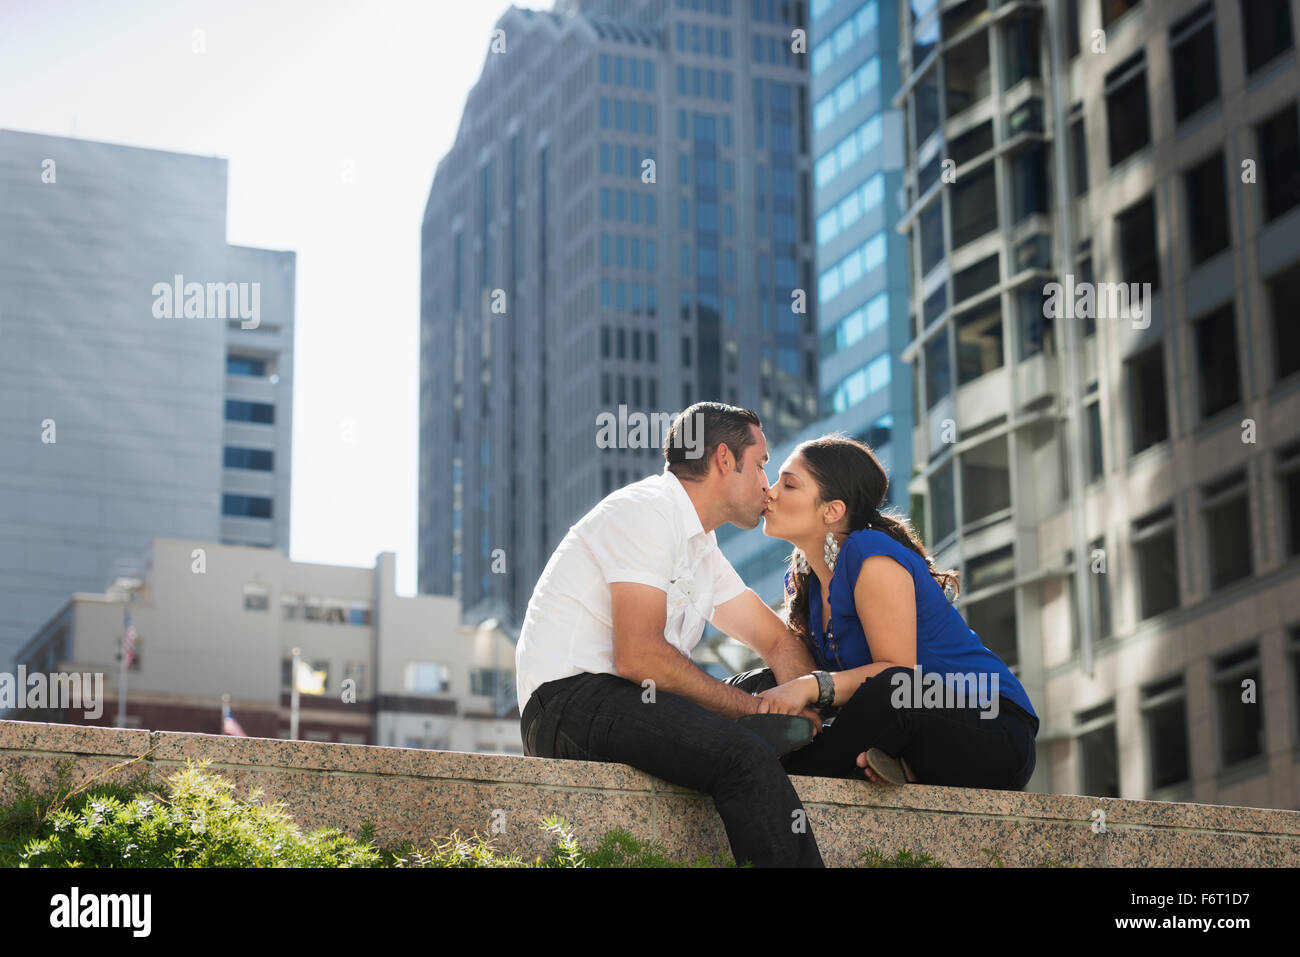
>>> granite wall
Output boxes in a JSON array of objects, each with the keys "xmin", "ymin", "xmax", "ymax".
[{"xmin": 3, "ymin": 720, "xmax": 1298, "ymax": 867}]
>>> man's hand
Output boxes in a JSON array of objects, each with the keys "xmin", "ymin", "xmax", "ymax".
[
  {"xmin": 756, "ymin": 677, "xmax": 823, "ymax": 733},
  {"xmin": 757, "ymin": 675, "xmax": 816, "ymax": 715}
]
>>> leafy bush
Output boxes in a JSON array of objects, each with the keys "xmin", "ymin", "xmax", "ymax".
[
  {"xmin": 857, "ymin": 846, "xmax": 946, "ymax": 868},
  {"xmin": 0, "ymin": 760, "xmax": 727, "ymax": 868},
  {"xmin": 5, "ymin": 759, "xmax": 381, "ymax": 868}
]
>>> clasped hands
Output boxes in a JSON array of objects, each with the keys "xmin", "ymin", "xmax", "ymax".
[{"xmin": 753, "ymin": 674, "xmax": 822, "ymax": 733}]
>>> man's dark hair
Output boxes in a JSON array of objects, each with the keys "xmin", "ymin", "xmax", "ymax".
[{"xmin": 664, "ymin": 401, "xmax": 762, "ymax": 481}]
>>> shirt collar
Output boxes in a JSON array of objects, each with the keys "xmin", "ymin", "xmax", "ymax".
[{"xmin": 662, "ymin": 469, "xmax": 710, "ymax": 542}]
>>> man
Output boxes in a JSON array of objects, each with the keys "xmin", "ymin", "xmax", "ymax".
[{"xmin": 516, "ymin": 402, "xmax": 825, "ymax": 867}]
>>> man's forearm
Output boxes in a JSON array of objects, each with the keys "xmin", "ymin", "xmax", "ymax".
[
  {"xmin": 618, "ymin": 642, "xmax": 759, "ymax": 719},
  {"xmin": 764, "ymin": 631, "xmax": 818, "ymax": 685}
]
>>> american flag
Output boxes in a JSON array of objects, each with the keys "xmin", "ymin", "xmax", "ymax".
[
  {"xmin": 122, "ymin": 611, "xmax": 137, "ymax": 669},
  {"xmin": 222, "ymin": 702, "xmax": 248, "ymax": 737}
]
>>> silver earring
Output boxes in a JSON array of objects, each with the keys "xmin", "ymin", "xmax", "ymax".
[{"xmin": 824, "ymin": 530, "xmax": 839, "ymax": 574}]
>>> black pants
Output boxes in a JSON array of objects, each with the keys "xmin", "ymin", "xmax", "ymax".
[
  {"xmin": 724, "ymin": 665, "xmax": 1037, "ymax": 790},
  {"xmin": 520, "ymin": 671, "xmax": 824, "ymax": 867}
]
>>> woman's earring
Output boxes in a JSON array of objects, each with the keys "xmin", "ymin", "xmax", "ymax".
[{"xmin": 824, "ymin": 530, "xmax": 839, "ymax": 574}]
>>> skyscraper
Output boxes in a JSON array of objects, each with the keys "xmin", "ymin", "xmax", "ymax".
[
  {"xmin": 0, "ymin": 130, "xmax": 295, "ymax": 670},
  {"xmin": 717, "ymin": 0, "xmax": 913, "ymax": 608},
  {"xmin": 896, "ymin": 0, "xmax": 1300, "ymax": 804},
  {"xmin": 419, "ymin": 0, "xmax": 820, "ymax": 624}
]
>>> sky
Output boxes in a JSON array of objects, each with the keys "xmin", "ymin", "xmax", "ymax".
[{"xmin": 0, "ymin": 0, "xmax": 524, "ymax": 595}]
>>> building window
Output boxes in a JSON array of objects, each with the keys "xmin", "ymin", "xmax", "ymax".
[
  {"xmin": 1278, "ymin": 440, "xmax": 1300, "ymax": 558},
  {"xmin": 1268, "ymin": 260, "xmax": 1300, "ymax": 382},
  {"xmin": 1257, "ymin": 102, "xmax": 1300, "ymax": 223},
  {"xmin": 1170, "ymin": 3, "xmax": 1219, "ymax": 122},
  {"xmin": 1184, "ymin": 151, "xmax": 1230, "ymax": 265},
  {"xmin": 950, "ymin": 120, "xmax": 993, "ymax": 168},
  {"xmin": 919, "ymin": 201, "xmax": 944, "ymax": 276},
  {"xmin": 222, "ymin": 494, "xmax": 273, "ymax": 519},
  {"xmin": 1002, "ymin": 9, "xmax": 1041, "ymax": 86},
  {"xmin": 954, "ymin": 303, "xmax": 1003, "ymax": 386},
  {"xmin": 1116, "ymin": 195, "xmax": 1160, "ymax": 291},
  {"xmin": 1202, "ymin": 470, "xmax": 1252, "ymax": 590},
  {"xmin": 1085, "ymin": 400, "xmax": 1103, "ymax": 482},
  {"xmin": 1213, "ymin": 645, "xmax": 1263, "ymax": 767},
  {"xmin": 966, "ymin": 545, "xmax": 1015, "ymax": 593},
  {"xmin": 227, "ymin": 355, "xmax": 268, "ymax": 377},
  {"xmin": 1089, "ymin": 535, "xmax": 1112, "ymax": 640},
  {"xmin": 1127, "ymin": 344, "xmax": 1168, "ymax": 454},
  {"xmin": 1016, "ymin": 286, "xmax": 1053, "ymax": 361},
  {"xmin": 1193, "ymin": 303, "xmax": 1241, "ymax": 419},
  {"xmin": 929, "ymin": 460, "xmax": 956, "ymax": 546},
  {"xmin": 1240, "ymin": 0, "xmax": 1294, "ymax": 76},
  {"xmin": 224, "ymin": 399, "xmax": 275, "ymax": 425},
  {"xmin": 963, "ymin": 590, "xmax": 1018, "ymax": 668},
  {"xmin": 470, "ymin": 668, "xmax": 513, "ymax": 697},
  {"xmin": 1075, "ymin": 701, "xmax": 1119, "ymax": 798},
  {"xmin": 1100, "ymin": 0, "xmax": 1142, "ymax": 30},
  {"xmin": 1069, "ymin": 112, "xmax": 1088, "ymax": 197},
  {"xmin": 1009, "ymin": 144, "xmax": 1049, "ymax": 224},
  {"xmin": 944, "ymin": 32, "xmax": 991, "ymax": 120},
  {"xmin": 1065, "ymin": 0, "xmax": 1081, "ymax": 58},
  {"xmin": 404, "ymin": 662, "xmax": 451, "ymax": 694},
  {"xmin": 961, "ymin": 435, "xmax": 1011, "ymax": 526},
  {"xmin": 924, "ymin": 327, "xmax": 951, "ymax": 409},
  {"xmin": 1104, "ymin": 51, "xmax": 1150, "ymax": 166},
  {"xmin": 242, "ymin": 585, "xmax": 269, "ymax": 611},
  {"xmin": 223, "ymin": 446, "xmax": 274, "ymax": 471},
  {"xmin": 1132, "ymin": 504, "xmax": 1179, "ymax": 619},
  {"xmin": 1141, "ymin": 675, "xmax": 1190, "ymax": 790},
  {"xmin": 950, "ymin": 164, "xmax": 998, "ymax": 249}
]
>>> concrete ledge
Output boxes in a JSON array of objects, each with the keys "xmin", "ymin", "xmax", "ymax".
[{"xmin": 3, "ymin": 720, "xmax": 1299, "ymax": 866}]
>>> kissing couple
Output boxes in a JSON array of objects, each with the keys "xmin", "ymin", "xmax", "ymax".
[{"xmin": 517, "ymin": 402, "xmax": 1037, "ymax": 868}]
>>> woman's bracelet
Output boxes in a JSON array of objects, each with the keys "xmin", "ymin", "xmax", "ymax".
[{"xmin": 811, "ymin": 670, "xmax": 835, "ymax": 709}]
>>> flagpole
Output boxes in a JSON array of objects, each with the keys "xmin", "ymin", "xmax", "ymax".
[
  {"xmin": 289, "ymin": 647, "xmax": 301, "ymax": 740},
  {"xmin": 116, "ymin": 602, "xmax": 129, "ymax": 726}
]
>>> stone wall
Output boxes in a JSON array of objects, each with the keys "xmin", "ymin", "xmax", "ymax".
[{"xmin": 3, "ymin": 720, "xmax": 1298, "ymax": 866}]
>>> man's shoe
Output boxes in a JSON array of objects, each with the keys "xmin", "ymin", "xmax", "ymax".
[
  {"xmin": 738, "ymin": 714, "xmax": 816, "ymax": 757},
  {"xmin": 863, "ymin": 747, "xmax": 918, "ymax": 785}
]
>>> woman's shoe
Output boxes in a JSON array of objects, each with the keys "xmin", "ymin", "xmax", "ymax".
[{"xmin": 863, "ymin": 748, "xmax": 918, "ymax": 785}]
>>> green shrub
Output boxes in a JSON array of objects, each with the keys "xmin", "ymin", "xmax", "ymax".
[
  {"xmin": 857, "ymin": 846, "xmax": 946, "ymax": 868},
  {"xmin": 0, "ymin": 760, "xmax": 726, "ymax": 868},
  {"xmin": 5, "ymin": 759, "xmax": 382, "ymax": 868}
]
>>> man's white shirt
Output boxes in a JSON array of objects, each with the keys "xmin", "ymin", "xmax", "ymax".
[{"xmin": 515, "ymin": 469, "xmax": 747, "ymax": 708}]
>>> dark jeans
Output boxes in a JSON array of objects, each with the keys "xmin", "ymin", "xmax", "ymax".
[
  {"xmin": 723, "ymin": 665, "xmax": 1037, "ymax": 790},
  {"xmin": 520, "ymin": 671, "xmax": 824, "ymax": 867}
]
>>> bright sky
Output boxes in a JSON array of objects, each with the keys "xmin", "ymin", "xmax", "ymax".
[{"xmin": 0, "ymin": 0, "xmax": 524, "ymax": 596}]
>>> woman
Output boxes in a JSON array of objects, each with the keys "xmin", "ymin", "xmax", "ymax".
[{"xmin": 756, "ymin": 435, "xmax": 1037, "ymax": 790}]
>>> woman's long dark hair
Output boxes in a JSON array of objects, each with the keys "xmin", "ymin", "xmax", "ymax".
[{"xmin": 783, "ymin": 435, "xmax": 960, "ymax": 650}]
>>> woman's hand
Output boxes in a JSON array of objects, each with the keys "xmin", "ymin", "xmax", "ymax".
[{"xmin": 757, "ymin": 675, "xmax": 818, "ymax": 716}]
